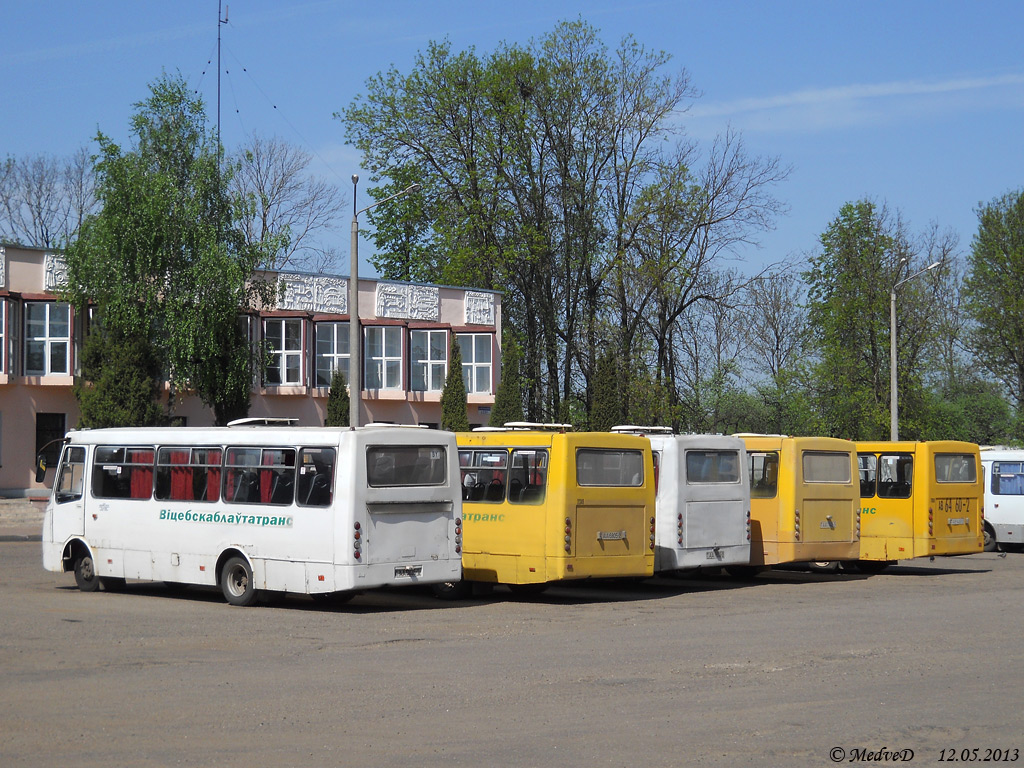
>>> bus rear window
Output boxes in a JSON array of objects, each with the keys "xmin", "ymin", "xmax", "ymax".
[
  {"xmin": 576, "ymin": 448, "xmax": 644, "ymax": 487},
  {"xmin": 685, "ymin": 450, "xmax": 741, "ymax": 484},
  {"xmin": 802, "ymin": 451, "xmax": 851, "ymax": 484},
  {"xmin": 367, "ymin": 446, "xmax": 447, "ymax": 487},
  {"xmin": 935, "ymin": 454, "xmax": 977, "ymax": 483}
]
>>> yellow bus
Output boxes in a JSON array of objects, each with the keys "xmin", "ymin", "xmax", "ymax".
[
  {"xmin": 739, "ymin": 435, "xmax": 861, "ymax": 569},
  {"xmin": 854, "ymin": 441, "xmax": 983, "ymax": 568},
  {"xmin": 440, "ymin": 424, "xmax": 656, "ymax": 596}
]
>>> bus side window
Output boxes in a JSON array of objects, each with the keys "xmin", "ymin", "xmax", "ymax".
[
  {"xmin": 877, "ymin": 454, "xmax": 912, "ymax": 499},
  {"xmin": 297, "ymin": 448, "xmax": 335, "ymax": 507},
  {"xmin": 858, "ymin": 453, "xmax": 877, "ymax": 498},
  {"xmin": 510, "ymin": 449, "xmax": 547, "ymax": 504},
  {"xmin": 993, "ymin": 462, "xmax": 1024, "ymax": 495},
  {"xmin": 92, "ymin": 446, "xmax": 154, "ymax": 500},
  {"xmin": 55, "ymin": 446, "xmax": 86, "ymax": 503},
  {"xmin": 749, "ymin": 452, "xmax": 778, "ymax": 499}
]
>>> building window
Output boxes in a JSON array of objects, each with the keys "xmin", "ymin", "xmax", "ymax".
[
  {"xmin": 35, "ymin": 412, "xmax": 66, "ymax": 468},
  {"xmin": 364, "ymin": 326, "xmax": 402, "ymax": 390},
  {"xmin": 410, "ymin": 329, "xmax": 447, "ymax": 392},
  {"xmin": 25, "ymin": 302, "xmax": 71, "ymax": 375},
  {"xmin": 264, "ymin": 318, "xmax": 303, "ymax": 385},
  {"xmin": 458, "ymin": 333, "xmax": 492, "ymax": 394},
  {"xmin": 315, "ymin": 321, "xmax": 350, "ymax": 388}
]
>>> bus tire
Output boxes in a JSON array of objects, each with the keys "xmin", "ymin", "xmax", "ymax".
[
  {"xmin": 74, "ymin": 553, "xmax": 101, "ymax": 592},
  {"xmin": 983, "ymin": 523, "xmax": 998, "ymax": 552},
  {"xmin": 807, "ymin": 561, "xmax": 840, "ymax": 573},
  {"xmin": 432, "ymin": 580, "xmax": 471, "ymax": 600},
  {"xmin": 221, "ymin": 556, "xmax": 258, "ymax": 607}
]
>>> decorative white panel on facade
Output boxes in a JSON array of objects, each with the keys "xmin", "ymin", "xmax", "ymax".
[
  {"xmin": 408, "ymin": 285, "xmax": 439, "ymax": 320},
  {"xmin": 316, "ymin": 276, "xmax": 347, "ymax": 313},
  {"xmin": 44, "ymin": 253, "xmax": 68, "ymax": 291},
  {"xmin": 0, "ymin": 246, "xmax": 5, "ymax": 288},
  {"xmin": 376, "ymin": 282, "xmax": 440, "ymax": 321},
  {"xmin": 278, "ymin": 273, "xmax": 348, "ymax": 314},
  {"xmin": 465, "ymin": 291, "xmax": 495, "ymax": 326}
]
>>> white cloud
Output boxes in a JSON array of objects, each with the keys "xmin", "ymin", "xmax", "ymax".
[{"xmin": 684, "ymin": 72, "xmax": 1024, "ymax": 135}]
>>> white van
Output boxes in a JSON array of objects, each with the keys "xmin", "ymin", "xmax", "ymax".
[{"xmin": 979, "ymin": 447, "xmax": 1024, "ymax": 552}]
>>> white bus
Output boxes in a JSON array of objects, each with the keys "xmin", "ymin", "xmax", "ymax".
[
  {"xmin": 613, "ymin": 427, "xmax": 751, "ymax": 572},
  {"xmin": 40, "ymin": 424, "xmax": 463, "ymax": 605},
  {"xmin": 980, "ymin": 447, "xmax": 1024, "ymax": 552}
]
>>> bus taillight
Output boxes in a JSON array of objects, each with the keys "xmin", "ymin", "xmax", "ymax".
[
  {"xmin": 455, "ymin": 517, "xmax": 462, "ymax": 554},
  {"xmin": 354, "ymin": 521, "xmax": 362, "ymax": 559},
  {"xmin": 564, "ymin": 517, "xmax": 572, "ymax": 553},
  {"xmin": 677, "ymin": 512, "xmax": 683, "ymax": 545},
  {"xmin": 649, "ymin": 517, "xmax": 655, "ymax": 550}
]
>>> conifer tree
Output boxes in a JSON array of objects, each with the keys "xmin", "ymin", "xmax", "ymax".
[
  {"xmin": 489, "ymin": 340, "xmax": 524, "ymax": 427},
  {"xmin": 325, "ymin": 368, "xmax": 350, "ymax": 426},
  {"xmin": 441, "ymin": 338, "xmax": 471, "ymax": 432}
]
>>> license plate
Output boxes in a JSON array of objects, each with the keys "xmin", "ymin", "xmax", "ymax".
[
  {"xmin": 394, "ymin": 565, "xmax": 422, "ymax": 578},
  {"xmin": 596, "ymin": 530, "xmax": 627, "ymax": 541}
]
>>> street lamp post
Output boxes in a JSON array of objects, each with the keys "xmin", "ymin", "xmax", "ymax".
[
  {"xmin": 348, "ymin": 177, "xmax": 421, "ymax": 429},
  {"xmin": 889, "ymin": 260, "xmax": 941, "ymax": 440}
]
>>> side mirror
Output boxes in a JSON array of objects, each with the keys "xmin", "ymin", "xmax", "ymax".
[{"xmin": 35, "ymin": 455, "xmax": 47, "ymax": 484}]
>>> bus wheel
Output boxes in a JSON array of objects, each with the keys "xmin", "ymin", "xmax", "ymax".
[
  {"xmin": 73, "ymin": 553, "xmax": 101, "ymax": 592},
  {"xmin": 983, "ymin": 524, "xmax": 998, "ymax": 552},
  {"xmin": 431, "ymin": 580, "xmax": 471, "ymax": 600},
  {"xmin": 807, "ymin": 561, "xmax": 840, "ymax": 573},
  {"xmin": 221, "ymin": 557, "xmax": 257, "ymax": 607}
]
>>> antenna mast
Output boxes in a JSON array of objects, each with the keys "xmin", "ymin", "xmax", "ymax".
[{"xmin": 217, "ymin": 1, "xmax": 229, "ymax": 164}]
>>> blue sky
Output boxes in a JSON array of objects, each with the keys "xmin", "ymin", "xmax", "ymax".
[{"xmin": 5, "ymin": 1, "xmax": 1023, "ymax": 276}]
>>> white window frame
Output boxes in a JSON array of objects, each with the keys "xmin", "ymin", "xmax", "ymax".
[
  {"xmin": 25, "ymin": 301, "xmax": 71, "ymax": 376},
  {"xmin": 264, "ymin": 317, "xmax": 303, "ymax": 386},
  {"xmin": 410, "ymin": 329, "xmax": 448, "ymax": 392},
  {"xmin": 0, "ymin": 298, "xmax": 5, "ymax": 373},
  {"xmin": 458, "ymin": 333, "xmax": 492, "ymax": 395},
  {"xmin": 315, "ymin": 321, "xmax": 350, "ymax": 388},
  {"xmin": 364, "ymin": 326, "xmax": 403, "ymax": 391}
]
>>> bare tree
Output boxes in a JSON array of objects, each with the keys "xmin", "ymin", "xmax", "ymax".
[
  {"xmin": 0, "ymin": 147, "xmax": 97, "ymax": 247},
  {"xmin": 230, "ymin": 135, "xmax": 347, "ymax": 273},
  {"xmin": 743, "ymin": 270, "xmax": 807, "ymax": 382}
]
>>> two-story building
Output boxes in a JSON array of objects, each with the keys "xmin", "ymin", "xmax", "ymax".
[{"xmin": 0, "ymin": 243, "xmax": 501, "ymax": 496}]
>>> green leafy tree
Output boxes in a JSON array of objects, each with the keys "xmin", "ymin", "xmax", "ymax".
[
  {"xmin": 803, "ymin": 201, "xmax": 942, "ymax": 439},
  {"xmin": 489, "ymin": 339, "xmax": 524, "ymax": 427},
  {"xmin": 62, "ymin": 73, "xmax": 277, "ymax": 425},
  {"xmin": 963, "ymin": 189, "xmax": 1024, "ymax": 425},
  {"xmin": 75, "ymin": 328, "xmax": 165, "ymax": 428},
  {"xmin": 325, "ymin": 368, "xmax": 350, "ymax": 427},
  {"xmin": 441, "ymin": 338, "xmax": 471, "ymax": 432},
  {"xmin": 341, "ymin": 21, "xmax": 785, "ymax": 426}
]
